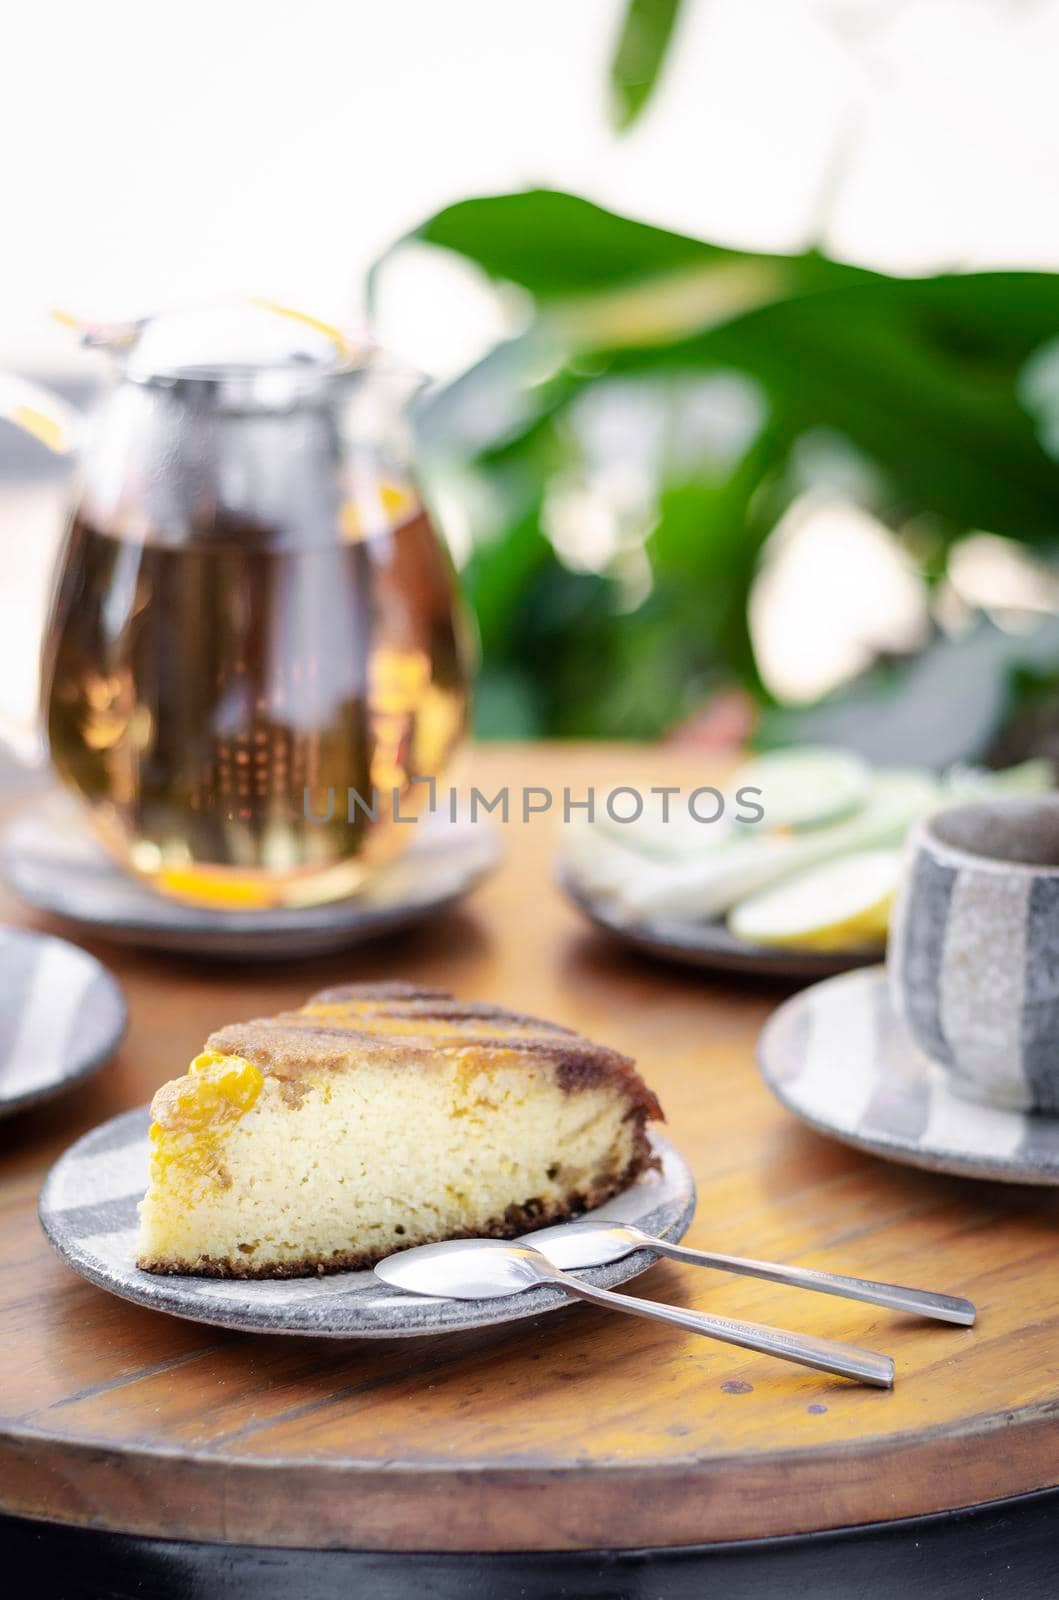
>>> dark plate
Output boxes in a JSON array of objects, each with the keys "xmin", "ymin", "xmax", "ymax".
[{"xmin": 559, "ymin": 863, "xmax": 881, "ymax": 981}]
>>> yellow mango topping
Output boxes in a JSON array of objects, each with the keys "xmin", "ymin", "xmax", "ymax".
[{"xmin": 148, "ymin": 1052, "xmax": 264, "ymax": 1185}]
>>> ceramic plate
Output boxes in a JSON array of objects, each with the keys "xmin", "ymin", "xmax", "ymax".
[
  {"xmin": 559, "ymin": 865, "xmax": 880, "ymax": 981},
  {"xmin": 3, "ymin": 799, "xmax": 500, "ymax": 960},
  {"xmin": 0, "ymin": 926, "xmax": 125, "ymax": 1118},
  {"xmin": 39, "ymin": 1120, "xmax": 695, "ymax": 1336},
  {"xmin": 759, "ymin": 965, "xmax": 1059, "ymax": 1185}
]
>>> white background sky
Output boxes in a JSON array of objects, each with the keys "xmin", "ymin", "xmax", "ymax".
[{"xmin": 4, "ymin": 0, "xmax": 1059, "ymax": 376}]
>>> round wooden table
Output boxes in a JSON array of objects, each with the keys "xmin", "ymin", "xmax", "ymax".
[{"xmin": 2, "ymin": 747, "xmax": 1058, "ymax": 1598}]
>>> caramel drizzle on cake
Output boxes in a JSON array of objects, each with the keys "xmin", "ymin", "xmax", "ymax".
[{"xmin": 206, "ymin": 982, "xmax": 664, "ymax": 1116}]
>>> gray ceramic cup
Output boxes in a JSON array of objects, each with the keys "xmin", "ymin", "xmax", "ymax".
[{"xmin": 889, "ymin": 795, "xmax": 1059, "ymax": 1113}]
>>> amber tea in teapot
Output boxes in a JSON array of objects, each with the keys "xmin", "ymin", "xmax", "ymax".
[{"xmin": 32, "ymin": 303, "xmax": 470, "ymax": 908}]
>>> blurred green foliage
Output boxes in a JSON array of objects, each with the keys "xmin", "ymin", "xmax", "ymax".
[
  {"xmin": 382, "ymin": 188, "xmax": 1059, "ymax": 761},
  {"xmin": 608, "ymin": 0, "xmax": 684, "ymax": 130}
]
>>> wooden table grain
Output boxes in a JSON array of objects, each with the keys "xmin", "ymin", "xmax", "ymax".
[{"xmin": 1, "ymin": 745, "xmax": 1058, "ymax": 1555}]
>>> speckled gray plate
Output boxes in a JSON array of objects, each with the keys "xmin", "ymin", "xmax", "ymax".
[
  {"xmin": 3, "ymin": 799, "xmax": 500, "ymax": 960},
  {"xmin": 0, "ymin": 926, "xmax": 125, "ymax": 1119},
  {"xmin": 559, "ymin": 865, "xmax": 880, "ymax": 981},
  {"xmin": 39, "ymin": 1118, "xmax": 695, "ymax": 1336},
  {"xmin": 759, "ymin": 965, "xmax": 1059, "ymax": 1185}
]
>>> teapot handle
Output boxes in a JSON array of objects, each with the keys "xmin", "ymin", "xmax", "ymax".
[{"xmin": 0, "ymin": 374, "xmax": 82, "ymax": 455}]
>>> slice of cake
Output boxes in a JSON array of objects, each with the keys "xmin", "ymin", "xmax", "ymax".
[{"xmin": 137, "ymin": 982, "xmax": 663, "ymax": 1277}]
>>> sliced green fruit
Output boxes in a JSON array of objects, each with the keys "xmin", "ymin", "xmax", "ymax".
[
  {"xmin": 728, "ymin": 849, "xmax": 903, "ymax": 951},
  {"xmin": 732, "ymin": 746, "xmax": 870, "ymax": 831},
  {"xmin": 621, "ymin": 771, "xmax": 937, "ymax": 921}
]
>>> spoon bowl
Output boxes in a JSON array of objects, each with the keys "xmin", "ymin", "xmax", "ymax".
[
  {"xmin": 374, "ymin": 1238, "xmax": 556, "ymax": 1300},
  {"xmin": 522, "ymin": 1219, "xmax": 646, "ymax": 1270}
]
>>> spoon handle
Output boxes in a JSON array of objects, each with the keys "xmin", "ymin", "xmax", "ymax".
[
  {"xmin": 646, "ymin": 1239, "xmax": 976, "ymax": 1326},
  {"xmin": 555, "ymin": 1276, "xmax": 894, "ymax": 1387}
]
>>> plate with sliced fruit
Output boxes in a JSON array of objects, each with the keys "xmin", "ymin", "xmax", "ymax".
[{"xmin": 558, "ymin": 748, "xmax": 1053, "ymax": 981}]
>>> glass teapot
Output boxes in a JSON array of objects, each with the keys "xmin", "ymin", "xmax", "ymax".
[{"xmin": 3, "ymin": 302, "xmax": 471, "ymax": 909}]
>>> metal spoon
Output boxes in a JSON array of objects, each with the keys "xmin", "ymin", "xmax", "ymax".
[
  {"xmin": 374, "ymin": 1238, "xmax": 895, "ymax": 1387},
  {"xmin": 522, "ymin": 1220, "xmax": 976, "ymax": 1327}
]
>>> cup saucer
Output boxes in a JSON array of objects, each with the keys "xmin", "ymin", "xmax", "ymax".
[
  {"xmin": 758, "ymin": 965, "xmax": 1059, "ymax": 1185},
  {"xmin": 2, "ymin": 794, "xmax": 500, "ymax": 961}
]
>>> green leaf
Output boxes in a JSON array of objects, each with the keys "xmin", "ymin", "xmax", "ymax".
[
  {"xmin": 605, "ymin": 272, "xmax": 1059, "ymax": 541},
  {"xmin": 610, "ymin": 0, "xmax": 684, "ymax": 131},
  {"xmin": 409, "ymin": 190, "xmax": 737, "ymax": 298},
  {"xmin": 401, "ymin": 189, "xmax": 877, "ymax": 311}
]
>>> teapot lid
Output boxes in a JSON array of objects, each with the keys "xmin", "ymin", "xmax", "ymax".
[{"xmin": 121, "ymin": 299, "xmax": 362, "ymax": 403}]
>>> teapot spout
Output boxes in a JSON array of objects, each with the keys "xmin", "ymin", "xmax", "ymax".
[{"xmin": 0, "ymin": 374, "xmax": 82, "ymax": 455}]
